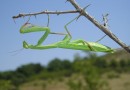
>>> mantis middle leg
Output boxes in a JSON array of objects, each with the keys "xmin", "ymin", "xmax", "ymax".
[{"xmin": 62, "ymin": 16, "xmax": 79, "ymax": 42}]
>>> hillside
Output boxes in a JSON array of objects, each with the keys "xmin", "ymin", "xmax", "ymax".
[
  {"xmin": 19, "ymin": 73, "xmax": 130, "ymax": 90},
  {"xmin": 0, "ymin": 50, "xmax": 130, "ymax": 90},
  {"xmin": 102, "ymin": 49, "xmax": 130, "ymax": 61}
]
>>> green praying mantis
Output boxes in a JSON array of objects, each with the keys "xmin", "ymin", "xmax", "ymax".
[{"xmin": 20, "ymin": 16, "xmax": 114, "ymax": 53}]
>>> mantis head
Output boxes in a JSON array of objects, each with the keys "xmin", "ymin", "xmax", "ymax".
[
  {"xmin": 23, "ymin": 41, "xmax": 29, "ymax": 49},
  {"xmin": 20, "ymin": 23, "xmax": 35, "ymax": 34},
  {"xmin": 20, "ymin": 23, "xmax": 34, "ymax": 49},
  {"xmin": 20, "ymin": 23, "xmax": 49, "ymax": 34}
]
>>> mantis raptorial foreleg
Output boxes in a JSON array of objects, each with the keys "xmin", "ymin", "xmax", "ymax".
[
  {"xmin": 21, "ymin": 24, "xmax": 67, "ymax": 49},
  {"xmin": 21, "ymin": 14, "xmax": 67, "ymax": 48},
  {"xmin": 37, "ymin": 28, "xmax": 50, "ymax": 45}
]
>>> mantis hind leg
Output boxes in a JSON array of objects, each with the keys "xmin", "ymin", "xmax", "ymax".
[
  {"xmin": 71, "ymin": 40, "xmax": 95, "ymax": 51},
  {"xmin": 84, "ymin": 41, "xmax": 96, "ymax": 51},
  {"xmin": 95, "ymin": 35, "xmax": 106, "ymax": 42}
]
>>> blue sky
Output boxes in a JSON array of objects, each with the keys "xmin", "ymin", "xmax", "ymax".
[{"xmin": 0, "ymin": 0, "xmax": 130, "ymax": 71}]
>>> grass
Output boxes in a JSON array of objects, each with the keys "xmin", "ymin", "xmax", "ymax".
[
  {"xmin": 106, "ymin": 73, "xmax": 130, "ymax": 90},
  {"xmin": 18, "ymin": 72, "xmax": 130, "ymax": 90}
]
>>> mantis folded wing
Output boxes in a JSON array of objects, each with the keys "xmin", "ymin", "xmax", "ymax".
[{"xmin": 20, "ymin": 17, "xmax": 114, "ymax": 53}]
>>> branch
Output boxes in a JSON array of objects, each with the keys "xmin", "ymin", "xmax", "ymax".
[
  {"xmin": 68, "ymin": 0, "xmax": 130, "ymax": 53},
  {"xmin": 12, "ymin": 0, "xmax": 130, "ymax": 53},
  {"xmin": 12, "ymin": 10, "xmax": 79, "ymax": 19}
]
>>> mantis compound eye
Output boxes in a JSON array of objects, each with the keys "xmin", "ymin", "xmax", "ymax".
[
  {"xmin": 20, "ymin": 23, "xmax": 34, "ymax": 34},
  {"xmin": 23, "ymin": 41, "xmax": 29, "ymax": 49}
]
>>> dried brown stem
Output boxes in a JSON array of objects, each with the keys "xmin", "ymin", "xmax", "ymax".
[
  {"xmin": 12, "ymin": 10, "xmax": 79, "ymax": 19},
  {"xmin": 68, "ymin": 0, "xmax": 130, "ymax": 53}
]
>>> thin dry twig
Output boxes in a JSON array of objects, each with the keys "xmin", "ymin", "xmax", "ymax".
[{"xmin": 12, "ymin": 10, "xmax": 79, "ymax": 19}]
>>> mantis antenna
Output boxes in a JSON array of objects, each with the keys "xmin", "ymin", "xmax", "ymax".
[{"xmin": 8, "ymin": 48, "xmax": 24, "ymax": 56}]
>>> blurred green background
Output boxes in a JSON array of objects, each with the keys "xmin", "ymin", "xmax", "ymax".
[{"xmin": 0, "ymin": 50, "xmax": 130, "ymax": 90}]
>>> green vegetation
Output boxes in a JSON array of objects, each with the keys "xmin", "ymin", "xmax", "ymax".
[{"xmin": 0, "ymin": 50, "xmax": 130, "ymax": 90}]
